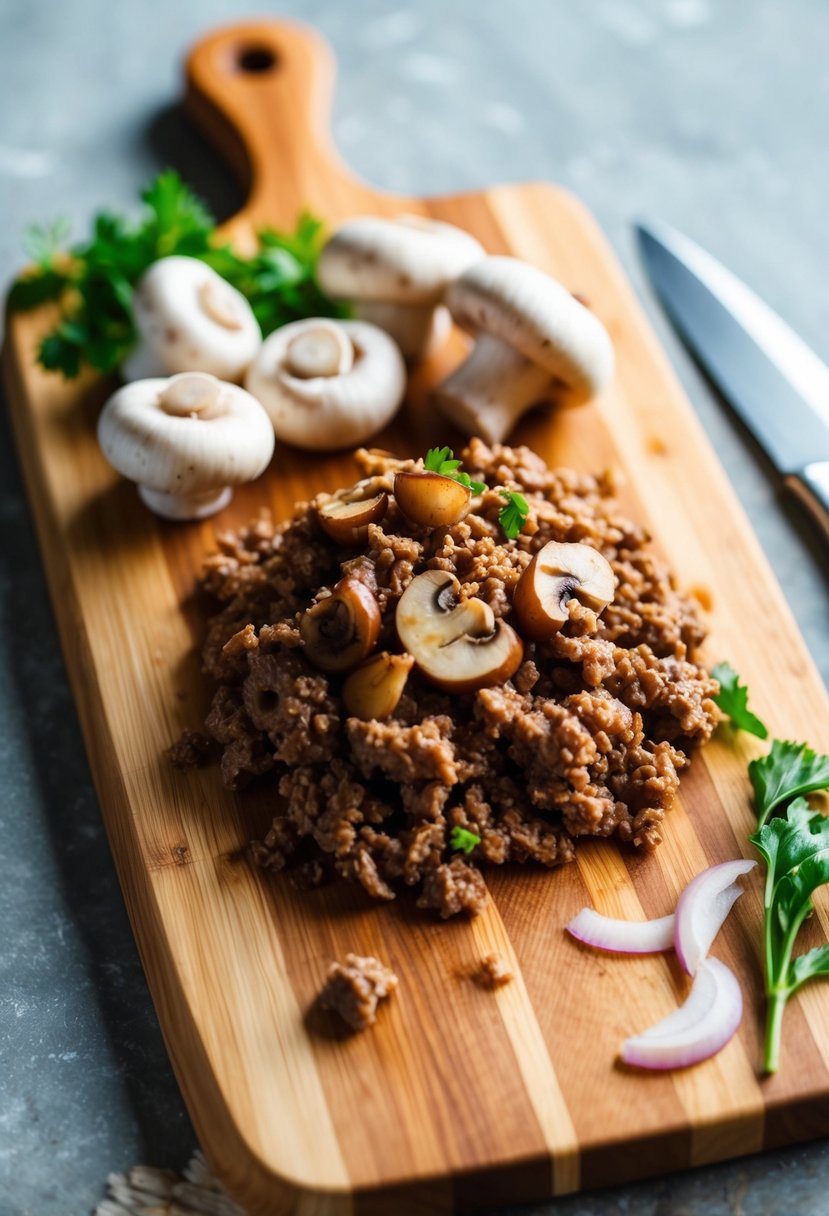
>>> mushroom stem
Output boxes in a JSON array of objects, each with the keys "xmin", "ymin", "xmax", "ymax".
[
  {"xmin": 284, "ymin": 322, "xmax": 355, "ymax": 379},
  {"xmin": 138, "ymin": 485, "xmax": 233, "ymax": 521},
  {"xmin": 354, "ymin": 300, "xmax": 451, "ymax": 361},
  {"xmin": 433, "ymin": 333, "xmax": 553, "ymax": 444}
]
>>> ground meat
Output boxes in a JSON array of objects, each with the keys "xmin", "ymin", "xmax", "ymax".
[
  {"xmin": 318, "ymin": 954, "xmax": 398, "ymax": 1031},
  {"xmin": 190, "ymin": 441, "xmax": 718, "ymax": 917},
  {"xmin": 472, "ymin": 954, "xmax": 514, "ymax": 990},
  {"xmin": 167, "ymin": 729, "xmax": 213, "ymax": 771}
]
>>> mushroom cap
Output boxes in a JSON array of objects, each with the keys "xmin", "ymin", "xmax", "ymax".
[
  {"xmin": 317, "ymin": 215, "xmax": 484, "ymax": 305},
  {"xmin": 97, "ymin": 372, "xmax": 275, "ymax": 494},
  {"xmin": 444, "ymin": 256, "xmax": 615, "ymax": 404},
  {"xmin": 129, "ymin": 256, "xmax": 261, "ymax": 381},
  {"xmin": 245, "ymin": 318, "xmax": 406, "ymax": 452}
]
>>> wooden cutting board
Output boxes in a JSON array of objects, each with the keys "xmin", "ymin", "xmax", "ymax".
[{"xmin": 5, "ymin": 19, "xmax": 829, "ymax": 1216}]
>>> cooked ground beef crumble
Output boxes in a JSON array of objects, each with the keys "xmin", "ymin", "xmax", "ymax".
[
  {"xmin": 319, "ymin": 954, "xmax": 398, "ymax": 1031},
  {"xmin": 473, "ymin": 954, "xmax": 514, "ymax": 990},
  {"xmin": 190, "ymin": 439, "xmax": 717, "ymax": 919}
]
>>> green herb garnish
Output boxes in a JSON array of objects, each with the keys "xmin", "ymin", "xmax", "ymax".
[
  {"xmin": 711, "ymin": 660, "xmax": 768, "ymax": 740},
  {"xmin": 9, "ymin": 170, "xmax": 342, "ymax": 379},
  {"xmin": 750, "ymin": 739, "xmax": 829, "ymax": 831},
  {"xmin": 751, "ymin": 798, "xmax": 829, "ymax": 1071},
  {"xmin": 424, "ymin": 446, "xmax": 486, "ymax": 494},
  {"xmin": 421, "ymin": 447, "xmax": 529, "ymax": 539},
  {"xmin": 718, "ymin": 664, "xmax": 829, "ymax": 1072},
  {"xmin": 498, "ymin": 490, "xmax": 530, "ymax": 541},
  {"xmin": 449, "ymin": 826, "xmax": 481, "ymax": 855}
]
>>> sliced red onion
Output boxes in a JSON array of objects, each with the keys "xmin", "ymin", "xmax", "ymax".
[
  {"xmin": 621, "ymin": 957, "xmax": 743, "ymax": 1070},
  {"xmin": 674, "ymin": 859, "xmax": 756, "ymax": 976},
  {"xmin": 566, "ymin": 907, "xmax": 675, "ymax": 954}
]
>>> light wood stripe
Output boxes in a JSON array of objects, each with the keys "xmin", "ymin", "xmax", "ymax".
[{"xmin": 470, "ymin": 905, "xmax": 580, "ymax": 1195}]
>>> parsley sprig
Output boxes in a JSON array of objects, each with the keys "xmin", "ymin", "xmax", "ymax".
[
  {"xmin": 711, "ymin": 661, "xmax": 768, "ymax": 740},
  {"xmin": 717, "ymin": 661, "xmax": 829, "ymax": 1072},
  {"xmin": 450, "ymin": 826, "xmax": 481, "ymax": 855},
  {"xmin": 9, "ymin": 170, "xmax": 343, "ymax": 379},
  {"xmin": 422, "ymin": 447, "xmax": 530, "ymax": 540}
]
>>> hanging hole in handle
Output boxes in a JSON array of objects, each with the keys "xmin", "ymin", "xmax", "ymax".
[{"xmin": 236, "ymin": 44, "xmax": 279, "ymax": 74}]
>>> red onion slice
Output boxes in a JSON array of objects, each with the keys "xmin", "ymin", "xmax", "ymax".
[
  {"xmin": 566, "ymin": 907, "xmax": 675, "ymax": 954},
  {"xmin": 621, "ymin": 957, "xmax": 743, "ymax": 1070},
  {"xmin": 674, "ymin": 859, "xmax": 756, "ymax": 976}
]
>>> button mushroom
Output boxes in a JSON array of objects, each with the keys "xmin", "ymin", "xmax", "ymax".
[
  {"xmin": 317, "ymin": 215, "xmax": 484, "ymax": 360},
  {"xmin": 122, "ymin": 256, "xmax": 261, "ymax": 382},
  {"xmin": 316, "ymin": 478, "xmax": 390, "ymax": 544},
  {"xmin": 393, "ymin": 471, "xmax": 473, "ymax": 529},
  {"xmin": 300, "ymin": 576, "xmax": 381, "ymax": 672},
  {"xmin": 396, "ymin": 570, "xmax": 523, "ymax": 692},
  {"xmin": 245, "ymin": 318, "xmax": 406, "ymax": 451},
  {"xmin": 433, "ymin": 256, "xmax": 615, "ymax": 443},
  {"xmin": 513, "ymin": 540, "xmax": 616, "ymax": 640},
  {"xmin": 97, "ymin": 372, "xmax": 274, "ymax": 520},
  {"xmin": 342, "ymin": 651, "xmax": 414, "ymax": 720}
]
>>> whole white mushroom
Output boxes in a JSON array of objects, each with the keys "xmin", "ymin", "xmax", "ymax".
[
  {"xmin": 98, "ymin": 372, "xmax": 274, "ymax": 520},
  {"xmin": 434, "ymin": 256, "xmax": 615, "ymax": 443},
  {"xmin": 122, "ymin": 256, "xmax": 261, "ymax": 382},
  {"xmin": 245, "ymin": 317, "xmax": 406, "ymax": 451},
  {"xmin": 316, "ymin": 215, "xmax": 484, "ymax": 360}
]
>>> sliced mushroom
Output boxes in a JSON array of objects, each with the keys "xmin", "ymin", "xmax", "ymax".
[
  {"xmin": 122, "ymin": 256, "xmax": 261, "ymax": 383},
  {"xmin": 513, "ymin": 540, "xmax": 616, "ymax": 640},
  {"xmin": 300, "ymin": 577, "xmax": 381, "ymax": 672},
  {"xmin": 317, "ymin": 215, "xmax": 484, "ymax": 360},
  {"xmin": 245, "ymin": 317, "xmax": 406, "ymax": 451},
  {"xmin": 342, "ymin": 652, "xmax": 414, "ymax": 720},
  {"xmin": 97, "ymin": 372, "xmax": 274, "ymax": 520},
  {"xmin": 434, "ymin": 256, "xmax": 615, "ymax": 443},
  {"xmin": 396, "ymin": 570, "xmax": 523, "ymax": 693},
  {"xmin": 394, "ymin": 471, "xmax": 472, "ymax": 529},
  {"xmin": 316, "ymin": 479, "xmax": 389, "ymax": 544}
]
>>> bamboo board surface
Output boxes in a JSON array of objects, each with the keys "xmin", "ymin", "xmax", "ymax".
[{"xmin": 5, "ymin": 19, "xmax": 829, "ymax": 1216}]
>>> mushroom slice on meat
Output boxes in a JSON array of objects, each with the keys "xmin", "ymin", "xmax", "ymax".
[{"xmin": 396, "ymin": 570, "xmax": 523, "ymax": 692}]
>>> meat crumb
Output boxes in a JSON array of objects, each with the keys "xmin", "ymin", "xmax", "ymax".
[
  {"xmin": 473, "ymin": 953, "xmax": 514, "ymax": 990},
  {"xmin": 318, "ymin": 954, "xmax": 398, "ymax": 1031},
  {"xmin": 167, "ymin": 729, "xmax": 213, "ymax": 771}
]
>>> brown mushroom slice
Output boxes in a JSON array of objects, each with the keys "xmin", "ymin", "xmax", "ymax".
[
  {"xmin": 394, "ymin": 471, "xmax": 472, "ymax": 529},
  {"xmin": 300, "ymin": 577, "xmax": 381, "ymax": 672},
  {"xmin": 317, "ymin": 484, "xmax": 389, "ymax": 544},
  {"xmin": 342, "ymin": 652, "xmax": 414, "ymax": 720},
  {"xmin": 513, "ymin": 540, "xmax": 616, "ymax": 640},
  {"xmin": 396, "ymin": 570, "xmax": 523, "ymax": 693}
]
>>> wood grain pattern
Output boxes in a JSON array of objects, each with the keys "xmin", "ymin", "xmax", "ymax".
[{"xmin": 5, "ymin": 18, "xmax": 829, "ymax": 1215}]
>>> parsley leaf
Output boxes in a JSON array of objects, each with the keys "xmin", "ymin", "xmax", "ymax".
[
  {"xmin": 449, "ymin": 826, "xmax": 481, "ymax": 855},
  {"xmin": 419, "ymin": 448, "xmax": 531, "ymax": 538},
  {"xmin": 9, "ymin": 171, "xmax": 341, "ymax": 378},
  {"xmin": 711, "ymin": 661, "xmax": 768, "ymax": 739},
  {"xmin": 750, "ymin": 798, "xmax": 829, "ymax": 1071},
  {"xmin": 423, "ymin": 447, "xmax": 486, "ymax": 494},
  {"xmin": 498, "ymin": 491, "xmax": 529, "ymax": 540},
  {"xmin": 750, "ymin": 739, "xmax": 829, "ymax": 829}
]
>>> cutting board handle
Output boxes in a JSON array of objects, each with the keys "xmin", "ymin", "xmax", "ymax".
[{"xmin": 184, "ymin": 20, "xmax": 366, "ymax": 236}]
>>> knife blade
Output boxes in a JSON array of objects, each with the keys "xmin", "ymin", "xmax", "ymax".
[{"xmin": 636, "ymin": 219, "xmax": 829, "ymax": 539}]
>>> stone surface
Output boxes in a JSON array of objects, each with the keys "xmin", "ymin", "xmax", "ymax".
[{"xmin": 1, "ymin": 1, "xmax": 828, "ymax": 1213}]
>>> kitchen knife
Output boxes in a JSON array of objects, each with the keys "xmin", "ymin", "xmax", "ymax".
[{"xmin": 636, "ymin": 220, "xmax": 829, "ymax": 540}]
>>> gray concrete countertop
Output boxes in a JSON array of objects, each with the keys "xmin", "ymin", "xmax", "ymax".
[{"xmin": 1, "ymin": 2, "xmax": 828, "ymax": 1213}]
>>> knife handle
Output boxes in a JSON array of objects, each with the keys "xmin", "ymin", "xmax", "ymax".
[{"xmin": 785, "ymin": 462, "xmax": 829, "ymax": 544}]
